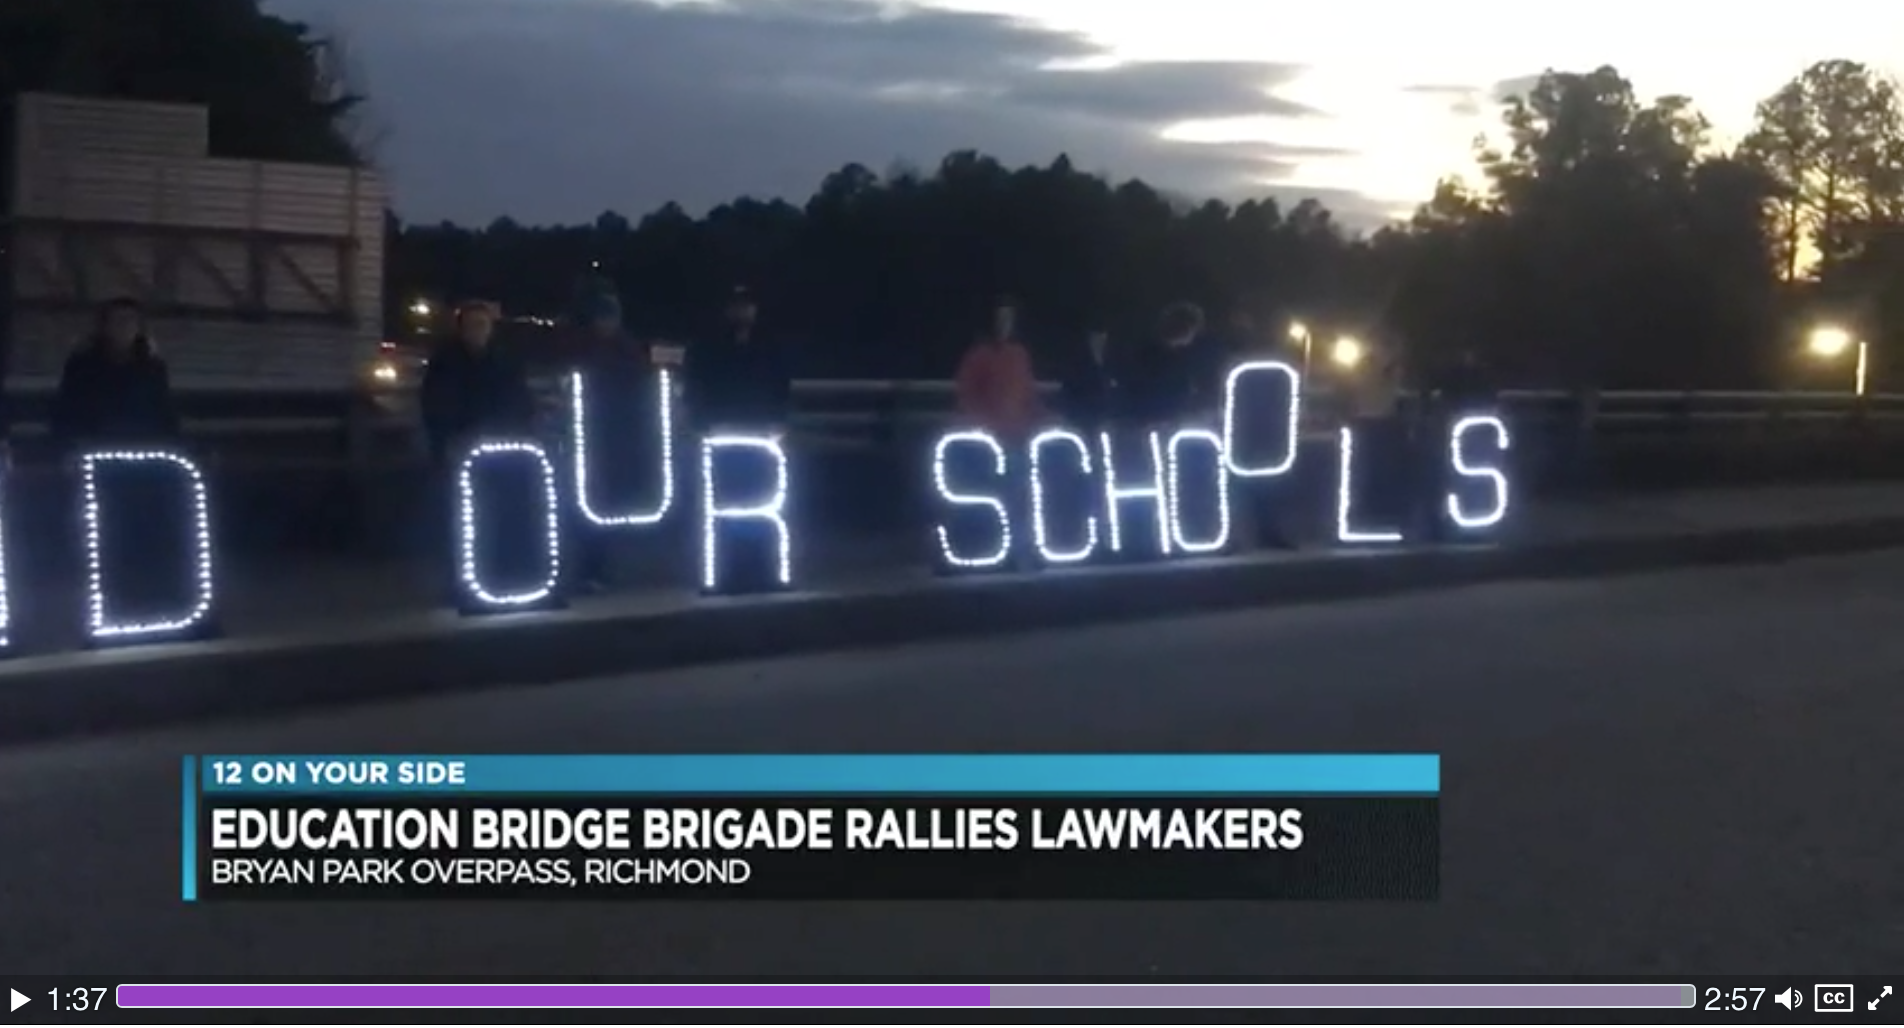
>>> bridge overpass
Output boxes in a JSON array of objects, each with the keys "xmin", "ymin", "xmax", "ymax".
[{"xmin": 2, "ymin": 547, "xmax": 1897, "ymax": 976}]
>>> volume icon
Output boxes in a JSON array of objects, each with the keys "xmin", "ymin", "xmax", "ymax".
[{"xmin": 1774, "ymin": 988, "xmax": 1802, "ymax": 1009}]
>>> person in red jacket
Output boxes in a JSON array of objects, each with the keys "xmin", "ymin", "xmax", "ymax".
[
  {"xmin": 955, "ymin": 296, "xmax": 1040, "ymax": 440},
  {"xmin": 953, "ymin": 296, "xmax": 1042, "ymax": 568}
]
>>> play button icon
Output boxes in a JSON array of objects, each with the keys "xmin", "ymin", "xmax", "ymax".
[{"xmin": 9, "ymin": 989, "xmax": 28, "ymax": 1012}]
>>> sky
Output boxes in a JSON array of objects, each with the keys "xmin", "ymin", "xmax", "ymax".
[{"xmin": 266, "ymin": 0, "xmax": 1904, "ymax": 230}]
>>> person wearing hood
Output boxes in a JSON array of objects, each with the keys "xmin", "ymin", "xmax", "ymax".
[
  {"xmin": 563, "ymin": 285, "xmax": 665, "ymax": 592},
  {"xmin": 50, "ymin": 298, "xmax": 180, "ymax": 451}
]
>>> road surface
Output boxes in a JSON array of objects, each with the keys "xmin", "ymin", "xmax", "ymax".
[{"xmin": 3, "ymin": 551, "xmax": 1901, "ymax": 976}]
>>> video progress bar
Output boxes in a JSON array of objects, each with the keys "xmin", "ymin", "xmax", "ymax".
[{"xmin": 117, "ymin": 984, "xmax": 1697, "ymax": 1009}]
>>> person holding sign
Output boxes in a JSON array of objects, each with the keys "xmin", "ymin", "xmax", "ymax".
[
  {"xmin": 688, "ymin": 287, "xmax": 794, "ymax": 594},
  {"xmin": 51, "ymin": 299, "xmax": 213, "ymax": 643},
  {"xmin": 1060, "ymin": 329, "xmax": 1120, "ymax": 434},
  {"xmin": 1420, "ymin": 347, "xmax": 1505, "ymax": 539},
  {"xmin": 419, "ymin": 301, "xmax": 538, "ymax": 466},
  {"xmin": 419, "ymin": 301, "xmax": 549, "ymax": 611},
  {"xmin": 1110, "ymin": 303, "xmax": 1222, "ymax": 560},
  {"xmin": 954, "ymin": 296, "xmax": 1042, "ymax": 570},
  {"xmin": 561, "ymin": 282, "xmax": 666, "ymax": 594}
]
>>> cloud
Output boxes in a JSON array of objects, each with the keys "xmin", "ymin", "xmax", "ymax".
[
  {"xmin": 1402, "ymin": 83, "xmax": 1487, "ymax": 118},
  {"xmin": 266, "ymin": 0, "xmax": 1391, "ymax": 226},
  {"xmin": 1006, "ymin": 61, "xmax": 1317, "ymax": 123},
  {"xmin": 1491, "ymin": 74, "xmax": 1547, "ymax": 102}
]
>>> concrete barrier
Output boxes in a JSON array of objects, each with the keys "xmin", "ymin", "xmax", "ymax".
[{"xmin": 7, "ymin": 485, "xmax": 1904, "ymax": 745}]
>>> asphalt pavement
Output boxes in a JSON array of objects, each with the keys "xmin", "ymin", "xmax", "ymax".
[{"xmin": 3, "ymin": 550, "xmax": 1901, "ymax": 976}]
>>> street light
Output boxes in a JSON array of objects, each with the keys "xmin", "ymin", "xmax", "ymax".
[
  {"xmin": 409, "ymin": 299, "xmax": 433, "ymax": 318},
  {"xmin": 1331, "ymin": 335, "xmax": 1365, "ymax": 370},
  {"xmin": 1807, "ymin": 324, "xmax": 1868, "ymax": 397},
  {"xmin": 1288, "ymin": 320, "xmax": 1313, "ymax": 376}
]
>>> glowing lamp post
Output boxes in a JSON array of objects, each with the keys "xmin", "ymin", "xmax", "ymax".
[
  {"xmin": 1331, "ymin": 335, "xmax": 1365, "ymax": 371},
  {"xmin": 1807, "ymin": 325, "xmax": 1868, "ymax": 397},
  {"xmin": 1288, "ymin": 321, "xmax": 1313, "ymax": 376}
]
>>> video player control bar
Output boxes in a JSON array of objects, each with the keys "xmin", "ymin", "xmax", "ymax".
[{"xmin": 116, "ymin": 984, "xmax": 1697, "ymax": 1009}]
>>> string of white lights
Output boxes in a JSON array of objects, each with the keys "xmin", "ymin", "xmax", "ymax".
[
  {"xmin": 79, "ymin": 449, "xmax": 217, "ymax": 640},
  {"xmin": 0, "ymin": 470, "xmax": 10, "ymax": 650},
  {"xmin": 1028, "ymin": 428, "xmax": 1099, "ymax": 564},
  {"xmin": 1445, "ymin": 414, "xmax": 1511, "ymax": 529},
  {"xmin": 1222, "ymin": 361, "xmax": 1301, "ymax": 478},
  {"xmin": 931, "ymin": 430, "xmax": 1012, "ymax": 569},
  {"xmin": 700, "ymin": 434, "xmax": 792, "ymax": 591},
  {"xmin": 1165, "ymin": 428, "xmax": 1231, "ymax": 554},
  {"xmin": 455, "ymin": 440, "xmax": 563, "ymax": 609},
  {"xmin": 570, "ymin": 370, "xmax": 675, "ymax": 526},
  {"xmin": 1335, "ymin": 427, "xmax": 1403, "ymax": 545},
  {"xmin": 1099, "ymin": 430, "xmax": 1171, "ymax": 556}
]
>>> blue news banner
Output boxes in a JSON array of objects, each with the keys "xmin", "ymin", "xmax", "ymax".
[{"xmin": 185, "ymin": 755, "xmax": 1439, "ymax": 901}]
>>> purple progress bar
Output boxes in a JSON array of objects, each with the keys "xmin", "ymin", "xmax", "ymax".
[{"xmin": 116, "ymin": 984, "xmax": 1696, "ymax": 1009}]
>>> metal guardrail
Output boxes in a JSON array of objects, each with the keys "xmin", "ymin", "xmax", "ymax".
[{"xmin": 5, "ymin": 380, "xmax": 1904, "ymax": 442}]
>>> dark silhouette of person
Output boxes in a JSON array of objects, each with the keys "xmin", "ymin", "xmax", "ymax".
[
  {"xmin": 688, "ymin": 286, "xmax": 794, "ymax": 592},
  {"xmin": 51, "ymin": 298, "xmax": 190, "ymax": 628},
  {"xmin": 418, "ymin": 299, "xmax": 537, "ymax": 468},
  {"xmin": 1124, "ymin": 302, "xmax": 1218, "ymax": 425},
  {"xmin": 1060, "ymin": 328, "xmax": 1118, "ymax": 433},
  {"xmin": 51, "ymin": 298, "xmax": 180, "ymax": 451},
  {"xmin": 687, "ymin": 286, "xmax": 791, "ymax": 431},
  {"xmin": 418, "ymin": 300, "xmax": 541, "ymax": 600},
  {"xmin": 563, "ymin": 283, "xmax": 663, "ymax": 593}
]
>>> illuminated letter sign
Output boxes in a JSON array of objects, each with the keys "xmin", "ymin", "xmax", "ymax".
[
  {"xmin": 0, "ymin": 468, "xmax": 11, "ymax": 650},
  {"xmin": 1099, "ymin": 430, "xmax": 1170, "ymax": 557},
  {"xmin": 701, "ymin": 434, "xmax": 791, "ymax": 593},
  {"xmin": 1335, "ymin": 428, "xmax": 1402, "ymax": 545},
  {"xmin": 1029, "ymin": 429, "xmax": 1098, "ymax": 565},
  {"xmin": 1165, "ymin": 428, "xmax": 1230, "ymax": 554},
  {"xmin": 931, "ymin": 430, "xmax": 1011, "ymax": 570},
  {"xmin": 1222, "ymin": 360, "xmax": 1301, "ymax": 478},
  {"xmin": 79, "ymin": 449, "xmax": 217, "ymax": 643},
  {"xmin": 1445, "ymin": 414, "xmax": 1511, "ymax": 531},
  {"xmin": 569, "ymin": 369, "xmax": 675, "ymax": 526},
  {"xmin": 455, "ymin": 440, "xmax": 563, "ymax": 612}
]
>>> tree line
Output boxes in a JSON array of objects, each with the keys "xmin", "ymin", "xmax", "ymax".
[{"xmin": 9, "ymin": 2, "xmax": 1904, "ymax": 388}]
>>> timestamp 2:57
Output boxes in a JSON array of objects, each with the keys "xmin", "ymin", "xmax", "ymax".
[{"xmin": 1703, "ymin": 987, "xmax": 1765, "ymax": 1012}]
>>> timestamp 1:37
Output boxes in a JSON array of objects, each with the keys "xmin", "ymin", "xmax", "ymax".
[{"xmin": 46, "ymin": 986, "xmax": 111, "ymax": 1012}]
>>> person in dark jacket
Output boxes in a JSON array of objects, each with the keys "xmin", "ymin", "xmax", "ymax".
[
  {"xmin": 1124, "ymin": 302, "xmax": 1218, "ymax": 425},
  {"xmin": 50, "ymin": 298, "xmax": 180, "ymax": 451},
  {"xmin": 418, "ymin": 301, "xmax": 541, "ymax": 602},
  {"xmin": 688, "ymin": 287, "xmax": 791, "ymax": 430},
  {"xmin": 564, "ymin": 285, "xmax": 666, "ymax": 592},
  {"xmin": 1060, "ymin": 329, "xmax": 1119, "ymax": 433},
  {"xmin": 51, "ymin": 299, "xmax": 190, "ymax": 626},
  {"xmin": 689, "ymin": 287, "xmax": 793, "ymax": 592},
  {"xmin": 1416, "ymin": 347, "xmax": 1501, "ymax": 538},
  {"xmin": 418, "ymin": 300, "xmax": 538, "ymax": 467}
]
